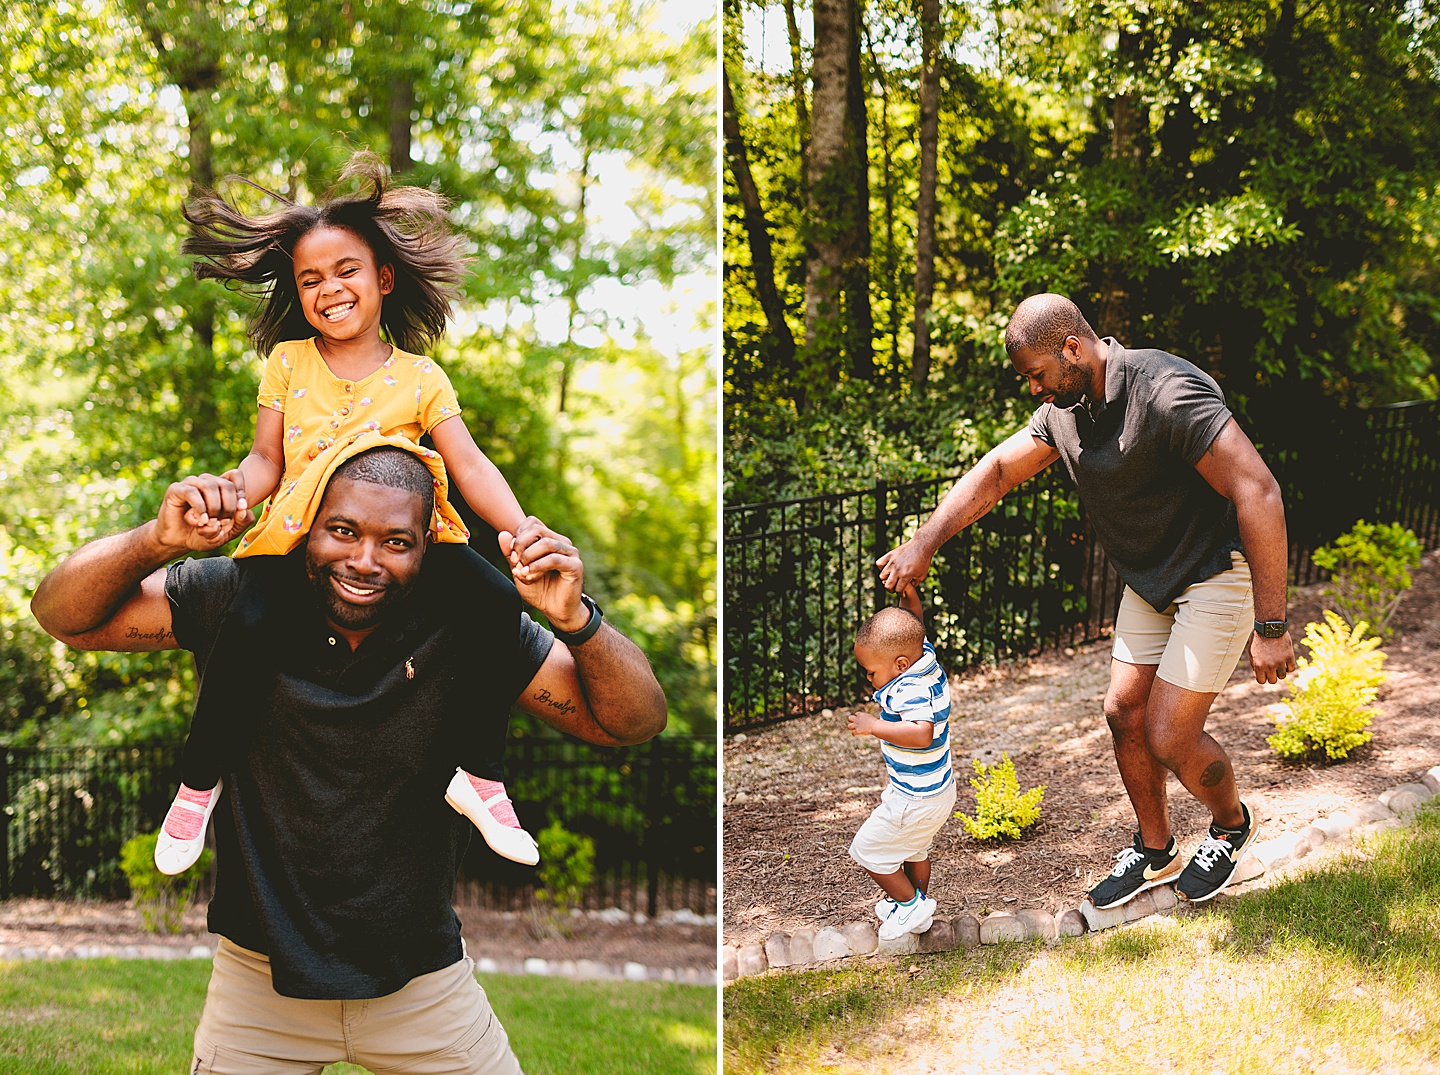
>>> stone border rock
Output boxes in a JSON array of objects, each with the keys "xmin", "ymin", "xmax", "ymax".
[
  {"xmin": 723, "ymin": 764, "xmax": 1440, "ymax": 982},
  {"xmin": 0, "ymin": 906, "xmax": 722, "ymax": 987},
  {"xmin": 0, "ymin": 937, "xmax": 718, "ymax": 985}
]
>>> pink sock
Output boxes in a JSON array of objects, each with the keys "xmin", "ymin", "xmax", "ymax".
[
  {"xmin": 162, "ymin": 783, "xmax": 214, "ymax": 841},
  {"xmin": 466, "ymin": 774, "xmax": 520, "ymax": 829}
]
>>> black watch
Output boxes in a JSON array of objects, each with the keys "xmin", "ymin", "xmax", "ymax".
[
  {"xmin": 553, "ymin": 594, "xmax": 604, "ymax": 646},
  {"xmin": 1254, "ymin": 619, "xmax": 1289, "ymax": 639}
]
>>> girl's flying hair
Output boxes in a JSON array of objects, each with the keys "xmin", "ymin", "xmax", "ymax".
[{"xmin": 182, "ymin": 151, "xmax": 466, "ymax": 355}]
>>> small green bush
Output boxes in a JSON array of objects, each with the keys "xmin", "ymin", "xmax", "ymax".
[
  {"xmin": 118, "ymin": 831, "xmax": 211, "ymax": 934},
  {"xmin": 1311, "ymin": 520, "xmax": 1422, "ymax": 639},
  {"xmin": 955, "ymin": 753, "xmax": 1045, "ymax": 840},
  {"xmin": 530, "ymin": 821, "xmax": 596, "ymax": 938},
  {"xmin": 1268, "ymin": 611, "xmax": 1388, "ymax": 762}
]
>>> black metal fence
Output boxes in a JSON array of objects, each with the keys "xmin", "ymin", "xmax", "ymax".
[
  {"xmin": 0, "ymin": 735, "xmax": 716, "ymax": 917},
  {"xmin": 724, "ymin": 399, "xmax": 1440, "ymax": 731}
]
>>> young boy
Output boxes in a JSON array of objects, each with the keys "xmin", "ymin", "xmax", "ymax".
[{"xmin": 847, "ymin": 584, "xmax": 956, "ymax": 941}]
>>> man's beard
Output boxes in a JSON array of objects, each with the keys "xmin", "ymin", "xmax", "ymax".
[
  {"xmin": 1049, "ymin": 354, "xmax": 1090, "ymax": 410},
  {"xmin": 306, "ymin": 557, "xmax": 415, "ymax": 631}
]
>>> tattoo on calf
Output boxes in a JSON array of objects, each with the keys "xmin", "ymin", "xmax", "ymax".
[
  {"xmin": 125, "ymin": 625, "xmax": 174, "ymax": 643},
  {"xmin": 1200, "ymin": 760, "xmax": 1226, "ymax": 788},
  {"xmin": 533, "ymin": 688, "xmax": 577, "ymax": 718}
]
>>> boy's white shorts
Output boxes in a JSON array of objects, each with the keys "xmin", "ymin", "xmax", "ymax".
[{"xmin": 848, "ymin": 782, "xmax": 957, "ymax": 874}]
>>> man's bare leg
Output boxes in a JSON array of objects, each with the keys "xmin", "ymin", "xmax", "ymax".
[
  {"xmin": 1143, "ymin": 676, "xmax": 1244, "ymax": 829},
  {"xmin": 1106, "ymin": 658, "xmax": 1245, "ymax": 838},
  {"xmin": 1104, "ymin": 660, "xmax": 1172, "ymax": 848}
]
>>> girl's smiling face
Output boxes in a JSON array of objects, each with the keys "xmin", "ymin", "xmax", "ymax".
[{"xmin": 292, "ymin": 226, "xmax": 394, "ymax": 346}]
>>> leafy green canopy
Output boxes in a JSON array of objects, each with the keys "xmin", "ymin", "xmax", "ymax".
[
  {"xmin": 725, "ymin": 0, "xmax": 1440, "ymax": 504},
  {"xmin": 0, "ymin": 0, "xmax": 717, "ymax": 741}
]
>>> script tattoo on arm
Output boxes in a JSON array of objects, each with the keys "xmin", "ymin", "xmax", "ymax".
[
  {"xmin": 532, "ymin": 688, "xmax": 578, "ymax": 719},
  {"xmin": 124, "ymin": 624, "xmax": 174, "ymax": 644}
]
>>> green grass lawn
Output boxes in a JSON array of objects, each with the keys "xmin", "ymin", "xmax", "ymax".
[
  {"xmin": 725, "ymin": 804, "xmax": 1440, "ymax": 1074},
  {"xmin": 0, "ymin": 962, "xmax": 715, "ymax": 1075}
]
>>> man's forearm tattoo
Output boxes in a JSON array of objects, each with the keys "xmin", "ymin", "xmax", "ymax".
[
  {"xmin": 124, "ymin": 624, "xmax": 174, "ymax": 643},
  {"xmin": 533, "ymin": 688, "xmax": 577, "ymax": 718}
]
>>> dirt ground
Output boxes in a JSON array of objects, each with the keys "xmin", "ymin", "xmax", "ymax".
[
  {"xmin": 0, "ymin": 894, "xmax": 717, "ymax": 972},
  {"xmin": 723, "ymin": 551, "xmax": 1440, "ymax": 948}
]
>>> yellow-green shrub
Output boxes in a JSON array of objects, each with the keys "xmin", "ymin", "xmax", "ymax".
[
  {"xmin": 1268, "ymin": 611, "xmax": 1387, "ymax": 762},
  {"xmin": 955, "ymin": 753, "xmax": 1045, "ymax": 840}
]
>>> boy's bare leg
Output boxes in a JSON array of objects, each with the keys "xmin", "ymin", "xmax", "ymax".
[
  {"xmin": 865, "ymin": 867, "xmax": 919, "ymax": 902},
  {"xmin": 903, "ymin": 858, "xmax": 931, "ymax": 895}
]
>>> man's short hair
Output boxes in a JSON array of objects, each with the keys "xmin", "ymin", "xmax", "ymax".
[
  {"xmin": 1004, "ymin": 294, "xmax": 1099, "ymax": 358},
  {"xmin": 855, "ymin": 605, "xmax": 925, "ymax": 656},
  {"xmin": 330, "ymin": 447, "xmax": 436, "ymax": 524}
]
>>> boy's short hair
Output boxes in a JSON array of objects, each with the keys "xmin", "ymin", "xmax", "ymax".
[{"xmin": 855, "ymin": 605, "xmax": 925, "ymax": 656}]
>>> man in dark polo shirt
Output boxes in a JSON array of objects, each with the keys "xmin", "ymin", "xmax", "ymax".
[
  {"xmin": 878, "ymin": 294, "xmax": 1296, "ymax": 909},
  {"xmin": 31, "ymin": 445, "xmax": 666, "ymax": 1074}
]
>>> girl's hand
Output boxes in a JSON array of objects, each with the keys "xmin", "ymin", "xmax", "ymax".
[
  {"xmin": 163, "ymin": 473, "xmax": 254, "ymax": 551},
  {"xmin": 499, "ymin": 517, "xmax": 589, "ymax": 634}
]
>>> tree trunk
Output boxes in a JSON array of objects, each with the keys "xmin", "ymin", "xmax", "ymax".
[
  {"xmin": 910, "ymin": 0, "xmax": 940, "ymax": 394},
  {"xmin": 130, "ymin": 0, "xmax": 222, "ymax": 441},
  {"xmin": 782, "ymin": 0, "xmax": 810, "ymax": 187},
  {"xmin": 866, "ymin": 25, "xmax": 899, "ymax": 379},
  {"xmin": 1098, "ymin": 15, "xmax": 1146, "ymax": 341},
  {"xmin": 844, "ymin": 0, "xmax": 873, "ymax": 381},
  {"xmin": 390, "ymin": 78, "xmax": 415, "ymax": 174},
  {"xmin": 805, "ymin": 0, "xmax": 851, "ymax": 363},
  {"xmin": 723, "ymin": 67, "xmax": 796, "ymax": 366}
]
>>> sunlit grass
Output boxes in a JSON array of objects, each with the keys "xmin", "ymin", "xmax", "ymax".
[
  {"xmin": 0, "ymin": 961, "xmax": 716, "ymax": 1075},
  {"xmin": 724, "ymin": 804, "xmax": 1440, "ymax": 1074}
]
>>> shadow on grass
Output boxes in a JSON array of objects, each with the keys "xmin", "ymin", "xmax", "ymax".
[
  {"xmin": 724, "ymin": 804, "xmax": 1440, "ymax": 1072},
  {"xmin": 1206, "ymin": 804, "xmax": 1440, "ymax": 969},
  {"xmin": 722, "ymin": 931, "xmax": 1047, "ymax": 1070}
]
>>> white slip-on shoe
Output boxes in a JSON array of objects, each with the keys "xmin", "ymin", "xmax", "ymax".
[
  {"xmin": 154, "ymin": 778, "xmax": 222, "ymax": 876},
  {"xmin": 875, "ymin": 897, "xmax": 899, "ymax": 921},
  {"xmin": 444, "ymin": 769, "xmax": 540, "ymax": 866}
]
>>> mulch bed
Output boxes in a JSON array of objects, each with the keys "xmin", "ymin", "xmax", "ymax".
[
  {"xmin": 723, "ymin": 551, "xmax": 1440, "ymax": 948},
  {"xmin": 0, "ymin": 897, "xmax": 717, "ymax": 972}
]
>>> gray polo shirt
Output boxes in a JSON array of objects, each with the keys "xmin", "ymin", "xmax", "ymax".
[{"xmin": 1028, "ymin": 338, "xmax": 1244, "ymax": 610}]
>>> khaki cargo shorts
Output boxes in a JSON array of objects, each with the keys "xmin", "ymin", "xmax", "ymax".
[
  {"xmin": 848, "ymin": 781, "xmax": 958, "ymax": 874},
  {"xmin": 192, "ymin": 939, "xmax": 524, "ymax": 1075},
  {"xmin": 1112, "ymin": 550, "xmax": 1254, "ymax": 693}
]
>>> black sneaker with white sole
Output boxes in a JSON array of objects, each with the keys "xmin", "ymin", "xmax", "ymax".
[
  {"xmin": 1176, "ymin": 802, "xmax": 1259, "ymax": 903},
  {"xmin": 1087, "ymin": 833, "xmax": 1182, "ymax": 909}
]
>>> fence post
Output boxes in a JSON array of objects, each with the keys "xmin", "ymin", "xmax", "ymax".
[
  {"xmin": 643, "ymin": 740, "xmax": 665, "ymax": 919},
  {"xmin": 872, "ymin": 480, "xmax": 888, "ymax": 610},
  {"xmin": 0, "ymin": 748, "xmax": 8, "ymax": 900}
]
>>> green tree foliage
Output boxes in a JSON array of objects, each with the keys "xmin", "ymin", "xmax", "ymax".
[
  {"xmin": 724, "ymin": 0, "xmax": 1440, "ymax": 504},
  {"xmin": 1310, "ymin": 520, "xmax": 1423, "ymax": 640},
  {"xmin": 0, "ymin": 0, "xmax": 716, "ymax": 741}
]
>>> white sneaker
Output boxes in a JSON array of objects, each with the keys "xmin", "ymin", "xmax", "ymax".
[
  {"xmin": 878, "ymin": 895, "xmax": 937, "ymax": 941},
  {"xmin": 154, "ymin": 778, "xmax": 222, "ymax": 876},
  {"xmin": 444, "ymin": 769, "xmax": 540, "ymax": 865},
  {"xmin": 875, "ymin": 897, "xmax": 899, "ymax": 922}
]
